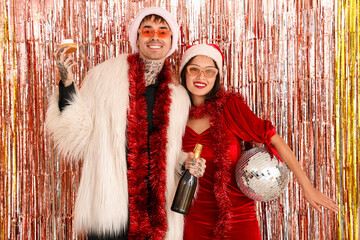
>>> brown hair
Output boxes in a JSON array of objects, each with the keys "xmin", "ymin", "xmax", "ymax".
[{"xmin": 180, "ymin": 57, "xmax": 222, "ymax": 104}]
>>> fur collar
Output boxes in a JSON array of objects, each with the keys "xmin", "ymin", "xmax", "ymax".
[{"xmin": 126, "ymin": 53, "xmax": 172, "ymax": 239}]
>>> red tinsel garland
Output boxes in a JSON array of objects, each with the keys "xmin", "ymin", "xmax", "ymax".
[
  {"xmin": 126, "ymin": 53, "xmax": 172, "ymax": 239},
  {"xmin": 189, "ymin": 88, "xmax": 233, "ymax": 239},
  {"xmin": 148, "ymin": 59, "xmax": 172, "ymax": 239}
]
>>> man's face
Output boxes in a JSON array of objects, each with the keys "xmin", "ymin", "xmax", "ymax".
[{"xmin": 136, "ymin": 16, "xmax": 172, "ymax": 61}]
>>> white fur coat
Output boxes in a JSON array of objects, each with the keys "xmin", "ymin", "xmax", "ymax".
[{"xmin": 46, "ymin": 54, "xmax": 190, "ymax": 239}]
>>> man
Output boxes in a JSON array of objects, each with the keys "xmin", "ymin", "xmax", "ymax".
[{"xmin": 46, "ymin": 7, "xmax": 205, "ymax": 240}]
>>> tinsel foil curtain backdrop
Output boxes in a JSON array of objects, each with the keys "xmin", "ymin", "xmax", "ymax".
[
  {"xmin": 0, "ymin": 0, "xmax": 358, "ymax": 239},
  {"xmin": 335, "ymin": 0, "xmax": 359, "ymax": 239}
]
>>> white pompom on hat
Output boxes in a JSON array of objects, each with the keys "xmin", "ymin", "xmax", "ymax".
[
  {"xmin": 179, "ymin": 44, "xmax": 224, "ymax": 77},
  {"xmin": 129, "ymin": 7, "xmax": 179, "ymax": 58}
]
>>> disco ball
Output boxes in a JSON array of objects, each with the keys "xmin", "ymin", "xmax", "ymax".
[{"xmin": 235, "ymin": 147, "xmax": 289, "ymax": 201}]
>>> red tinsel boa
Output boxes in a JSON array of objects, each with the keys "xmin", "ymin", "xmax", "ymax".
[
  {"xmin": 126, "ymin": 53, "xmax": 172, "ymax": 239},
  {"xmin": 189, "ymin": 88, "xmax": 227, "ymax": 119},
  {"xmin": 189, "ymin": 88, "xmax": 233, "ymax": 240}
]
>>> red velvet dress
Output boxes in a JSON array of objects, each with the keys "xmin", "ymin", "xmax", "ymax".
[{"xmin": 182, "ymin": 93, "xmax": 276, "ymax": 240}]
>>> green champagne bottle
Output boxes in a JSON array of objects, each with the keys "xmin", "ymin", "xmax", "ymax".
[{"xmin": 171, "ymin": 143, "xmax": 203, "ymax": 215}]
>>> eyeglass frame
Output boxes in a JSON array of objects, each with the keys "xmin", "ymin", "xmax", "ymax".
[
  {"xmin": 186, "ymin": 64, "xmax": 219, "ymax": 78},
  {"xmin": 137, "ymin": 28, "xmax": 172, "ymax": 38}
]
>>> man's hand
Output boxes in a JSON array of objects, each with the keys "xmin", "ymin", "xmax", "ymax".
[
  {"xmin": 54, "ymin": 46, "xmax": 77, "ymax": 87},
  {"xmin": 185, "ymin": 152, "xmax": 206, "ymax": 178}
]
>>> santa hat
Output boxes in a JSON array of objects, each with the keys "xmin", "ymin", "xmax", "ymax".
[
  {"xmin": 129, "ymin": 7, "xmax": 179, "ymax": 58},
  {"xmin": 179, "ymin": 44, "xmax": 224, "ymax": 77}
]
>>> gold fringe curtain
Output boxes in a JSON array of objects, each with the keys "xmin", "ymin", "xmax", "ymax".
[
  {"xmin": 335, "ymin": 0, "xmax": 359, "ymax": 240},
  {"xmin": 0, "ymin": 0, "xmax": 358, "ymax": 239}
]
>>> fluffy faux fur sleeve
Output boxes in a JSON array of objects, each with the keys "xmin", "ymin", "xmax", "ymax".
[
  {"xmin": 46, "ymin": 55, "xmax": 130, "ymax": 162},
  {"xmin": 46, "ymin": 84, "xmax": 93, "ymax": 162},
  {"xmin": 166, "ymin": 83, "xmax": 191, "ymax": 183}
]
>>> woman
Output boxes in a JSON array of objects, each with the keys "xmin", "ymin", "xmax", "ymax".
[{"xmin": 181, "ymin": 44, "xmax": 338, "ymax": 239}]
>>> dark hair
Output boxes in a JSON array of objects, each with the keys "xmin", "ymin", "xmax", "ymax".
[
  {"xmin": 140, "ymin": 14, "xmax": 167, "ymax": 24},
  {"xmin": 180, "ymin": 57, "xmax": 222, "ymax": 104}
]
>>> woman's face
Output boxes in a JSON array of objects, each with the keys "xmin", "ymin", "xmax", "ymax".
[{"xmin": 185, "ymin": 55, "xmax": 218, "ymax": 104}]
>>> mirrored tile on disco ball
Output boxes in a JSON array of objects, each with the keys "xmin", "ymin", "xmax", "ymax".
[{"xmin": 235, "ymin": 147, "xmax": 289, "ymax": 201}]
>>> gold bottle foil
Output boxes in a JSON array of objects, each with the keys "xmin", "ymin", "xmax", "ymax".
[{"xmin": 193, "ymin": 143, "xmax": 203, "ymax": 159}]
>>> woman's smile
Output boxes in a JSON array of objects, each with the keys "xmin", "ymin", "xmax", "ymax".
[{"xmin": 193, "ymin": 81, "xmax": 207, "ymax": 88}]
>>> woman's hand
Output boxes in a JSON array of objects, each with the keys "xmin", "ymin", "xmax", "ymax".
[
  {"xmin": 270, "ymin": 134, "xmax": 339, "ymax": 212},
  {"xmin": 185, "ymin": 152, "xmax": 206, "ymax": 178},
  {"xmin": 54, "ymin": 46, "xmax": 77, "ymax": 87},
  {"xmin": 303, "ymin": 185, "xmax": 339, "ymax": 212}
]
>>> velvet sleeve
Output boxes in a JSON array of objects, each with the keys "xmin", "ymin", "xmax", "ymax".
[{"xmin": 222, "ymin": 94, "xmax": 277, "ymax": 146}]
